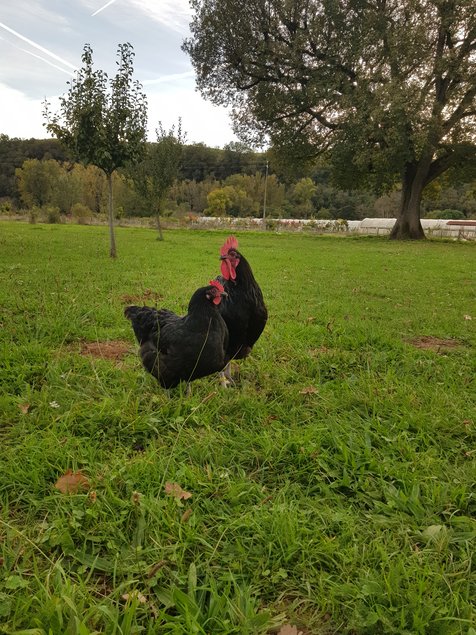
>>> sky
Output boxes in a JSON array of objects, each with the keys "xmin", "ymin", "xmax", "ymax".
[{"xmin": 0, "ymin": 0, "xmax": 238, "ymax": 147}]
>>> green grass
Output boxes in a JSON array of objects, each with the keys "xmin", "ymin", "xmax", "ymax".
[{"xmin": 0, "ymin": 222, "xmax": 475, "ymax": 634}]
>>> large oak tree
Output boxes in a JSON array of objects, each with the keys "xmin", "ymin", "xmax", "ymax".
[
  {"xmin": 183, "ymin": 0, "xmax": 476, "ymax": 238},
  {"xmin": 44, "ymin": 43, "xmax": 147, "ymax": 256}
]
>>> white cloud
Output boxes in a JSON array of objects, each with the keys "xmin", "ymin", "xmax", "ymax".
[
  {"xmin": 0, "ymin": 83, "xmax": 50, "ymax": 139},
  {"xmin": 0, "ymin": 1, "xmax": 237, "ymax": 146},
  {"xmin": 147, "ymin": 88, "xmax": 237, "ymax": 147},
  {"xmin": 0, "ymin": 80, "xmax": 236, "ymax": 147}
]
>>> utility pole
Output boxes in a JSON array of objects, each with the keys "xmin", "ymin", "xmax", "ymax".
[{"xmin": 262, "ymin": 159, "xmax": 269, "ymax": 230}]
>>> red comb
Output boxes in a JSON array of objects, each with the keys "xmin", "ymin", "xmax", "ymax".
[
  {"xmin": 209, "ymin": 279, "xmax": 225, "ymax": 293},
  {"xmin": 220, "ymin": 235, "xmax": 239, "ymax": 257}
]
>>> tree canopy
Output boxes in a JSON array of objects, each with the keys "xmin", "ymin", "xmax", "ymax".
[{"xmin": 184, "ymin": 0, "xmax": 476, "ymax": 238}]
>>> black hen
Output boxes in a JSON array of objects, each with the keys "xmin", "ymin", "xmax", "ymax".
[
  {"xmin": 218, "ymin": 236, "xmax": 267, "ymax": 373},
  {"xmin": 125, "ymin": 281, "xmax": 229, "ymax": 388}
]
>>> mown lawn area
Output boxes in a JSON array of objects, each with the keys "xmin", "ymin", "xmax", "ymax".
[{"xmin": 0, "ymin": 222, "xmax": 475, "ymax": 634}]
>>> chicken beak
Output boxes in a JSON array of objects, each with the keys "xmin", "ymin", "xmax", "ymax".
[{"xmin": 221, "ymin": 291, "xmax": 228, "ymax": 297}]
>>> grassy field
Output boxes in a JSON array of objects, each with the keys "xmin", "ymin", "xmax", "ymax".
[{"xmin": 0, "ymin": 222, "xmax": 475, "ymax": 634}]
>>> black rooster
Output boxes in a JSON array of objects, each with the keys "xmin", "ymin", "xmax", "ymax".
[
  {"xmin": 217, "ymin": 236, "xmax": 267, "ymax": 382},
  {"xmin": 125, "ymin": 280, "xmax": 229, "ymax": 389}
]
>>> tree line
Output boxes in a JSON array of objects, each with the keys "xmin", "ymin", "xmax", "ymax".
[{"xmin": 2, "ymin": 135, "xmax": 475, "ymax": 223}]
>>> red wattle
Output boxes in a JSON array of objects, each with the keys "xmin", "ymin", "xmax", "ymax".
[{"xmin": 221, "ymin": 259, "xmax": 232, "ymax": 280}]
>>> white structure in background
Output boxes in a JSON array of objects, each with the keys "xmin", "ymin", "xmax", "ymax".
[
  {"xmin": 194, "ymin": 216, "xmax": 476, "ymax": 239},
  {"xmin": 358, "ymin": 218, "xmax": 476, "ymax": 239}
]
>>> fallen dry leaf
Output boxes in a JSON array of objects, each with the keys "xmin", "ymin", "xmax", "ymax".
[
  {"xmin": 464, "ymin": 314, "xmax": 472, "ymax": 320},
  {"xmin": 131, "ymin": 491, "xmax": 141, "ymax": 505},
  {"xmin": 278, "ymin": 625, "xmax": 302, "ymax": 635},
  {"xmin": 147, "ymin": 560, "xmax": 168, "ymax": 578},
  {"xmin": 89, "ymin": 491, "xmax": 97, "ymax": 503},
  {"xmin": 165, "ymin": 482, "xmax": 192, "ymax": 500},
  {"xmin": 54, "ymin": 470, "xmax": 90, "ymax": 494},
  {"xmin": 300, "ymin": 386, "xmax": 318, "ymax": 395},
  {"xmin": 18, "ymin": 403, "xmax": 30, "ymax": 414},
  {"xmin": 181, "ymin": 508, "xmax": 193, "ymax": 523},
  {"xmin": 121, "ymin": 591, "xmax": 147, "ymax": 604}
]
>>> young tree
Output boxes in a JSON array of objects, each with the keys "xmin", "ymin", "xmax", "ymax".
[
  {"xmin": 184, "ymin": 0, "xmax": 476, "ymax": 239},
  {"xmin": 126, "ymin": 120, "xmax": 185, "ymax": 240},
  {"xmin": 44, "ymin": 43, "xmax": 147, "ymax": 256}
]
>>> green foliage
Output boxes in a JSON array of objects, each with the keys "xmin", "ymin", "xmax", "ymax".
[
  {"xmin": 16, "ymin": 158, "xmax": 63, "ymax": 208},
  {"xmin": 71, "ymin": 202, "xmax": 93, "ymax": 224},
  {"xmin": 127, "ymin": 120, "xmax": 185, "ymax": 215},
  {"xmin": 205, "ymin": 186, "xmax": 233, "ymax": 216},
  {"xmin": 1, "ymin": 223, "xmax": 475, "ymax": 632},
  {"xmin": 45, "ymin": 206, "xmax": 61, "ymax": 224},
  {"xmin": 424, "ymin": 209, "xmax": 466, "ymax": 220}
]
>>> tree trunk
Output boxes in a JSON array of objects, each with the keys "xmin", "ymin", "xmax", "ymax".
[
  {"xmin": 390, "ymin": 164, "xmax": 426, "ymax": 240},
  {"xmin": 107, "ymin": 172, "xmax": 117, "ymax": 258},
  {"xmin": 156, "ymin": 202, "xmax": 164, "ymax": 241}
]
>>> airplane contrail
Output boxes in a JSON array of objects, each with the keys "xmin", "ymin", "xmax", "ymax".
[
  {"xmin": 142, "ymin": 71, "xmax": 195, "ymax": 85},
  {"xmin": 91, "ymin": 0, "xmax": 120, "ymax": 16},
  {"xmin": 20, "ymin": 48, "xmax": 74, "ymax": 76},
  {"xmin": 0, "ymin": 21, "xmax": 76, "ymax": 71}
]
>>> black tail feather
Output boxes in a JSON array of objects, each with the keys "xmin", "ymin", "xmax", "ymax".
[{"xmin": 124, "ymin": 305, "xmax": 160, "ymax": 346}]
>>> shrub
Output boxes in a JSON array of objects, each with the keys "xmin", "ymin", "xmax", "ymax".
[
  {"xmin": 45, "ymin": 206, "xmax": 61, "ymax": 224},
  {"xmin": 0, "ymin": 199, "xmax": 13, "ymax": 214},
  {"xmin": 71, "ymin": 203, "xmax": 93, "ymax": 225}
]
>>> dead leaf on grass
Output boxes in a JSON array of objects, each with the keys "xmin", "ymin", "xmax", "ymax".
[
  {"xmin": 164, "ymin": 482, "xmax": 192, "ymax": 500},
  {"xmin": 181, "ymin": 508, "xmax": 193, "ymax": 523},
  {"xmin": 121, "ymin": 591, "xmax": 147, "ymax": 604},
  {"xmin": 147, "ymin": 560, "xmax": 168, "ymax": 578},
  {"xmin": 54, "ymin": 470, "xmax": 90, "ymax": 494},
  {"xmin": 309, "ymin": 346, "xmax": 330, "ymax": 356},
  {"xmin": 300, "ymin": 386, "xmax": 318, "ymax": 395},
  {"xmin": 277, "ymin": 625, "xmax": 302, "ymax": 635},
  {"xmin": 18, "ymin": 403, "xmax": 30, "ymax": 414},
  {"xmin": 464, "ymin": 314, "xmax": 472, "ymax": 320}
]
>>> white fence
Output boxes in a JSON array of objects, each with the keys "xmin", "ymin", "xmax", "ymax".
[{"xmin": 189, "ymin": 216, "xmax": 476, "ymax": 239}]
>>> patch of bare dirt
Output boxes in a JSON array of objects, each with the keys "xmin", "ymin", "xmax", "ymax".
[
  {"xmin": 79, "ymin": 340, "xmax": 133, "ymax": 361},
  {"xmin": 407, "ymin": 336, "xmax": 462, "ymax": 352},
  {"xmin": 120, "ymin": 288, "xmax": 163, "ymax": 304}
]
